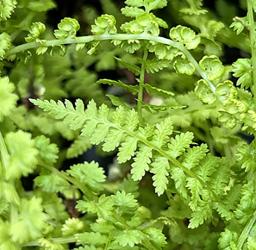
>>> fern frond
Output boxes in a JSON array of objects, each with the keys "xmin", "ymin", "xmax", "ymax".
[
  {"xmin": 168, "ymin": 132, "xmax": 194, "ymax": 158},
  {"xmin": 152, "ymin": 117, "xmax": 173, "ymax": 148},
  {"xmin": 0, "ymin": 0, "xmax": 17, "ymax": 21},
  {"xmin": 151, "ymin": 156, "xmax": 170, "ymax": 195},
  {"xmin": 31, "ymin": 99, "xmax": 86, "ymax": 130},
  {"xmin": 183, "ymin": 144, "xmax": 208, "ymax": 169},
  {"xmin": 34, "ymin": 99, "xmax": 208, "ymax": 196},
  {"xmin": 117, "ymin": 136, "xmax": 138, "ymax": 163}
]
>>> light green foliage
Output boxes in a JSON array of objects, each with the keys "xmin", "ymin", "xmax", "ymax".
[
  {"xmin": 31, "ymin": 99, "xmax": 86, "ymax": 130},
  {"xmin": 0, "ymin": 33, "xmax": 11, "ymax": 59},
  {"xmin": 5, "ymin": 131, "xmax": 38, "ymax": 179},
  {"xmin": 169, "ymin": 25, "xmax": 200, "ymax": 50},
  {"xmin": 67, "ymin": 161, "xmax": 106, "ymax": 192},
  {"xmin": 195, "ymin": 79, "xmax": 216, "ymax": 104},
  {"xmin": 66, "ymin": 135, "xmax": 91, "ymax": 158},
  {"xmin": 76, "ymin": 190, "xmax": 167, "ymax": 249},
  {"xmin": 173, "ymin": 55, "xmax": 195, "ymax": 75},
  {"xmin": 218, "ymin": 229, "xmax": 238, "ymax": 249},
  {"xmin": 54, "ymin": 18, "xmax": 80, "ymax": 39},
  {"xmin": 34, "ymin": 135, "xmax": 59, "ymax": 165},
  {"xmin": 61, "ymin": 218, "xmax": 84, "ymax": 236},
  {"xmin": 230, "ymin": 17, "xmax": 246, "ymax": 35},
  {"xmin": 1, "ymin": 0, "xmax": 256, "ymax": 249},
  {"xmin": 34, "ymin": 173, "xmax": 70, "ymax": 193},
  {"xmin": 38, "ymin": 239, "xmax": 64, "ymax": 250},
  {"xmin": 120, "ymin": 0, "xmax": 168, "ymax": 42},
  {"xmin": 91, "ymin": 14, "xmax": 117, "ymax": 35},
  {"xmin": 131, "ymin": 145, "xmax": 152, "ymax": 181},
  {"xmin": 0, "ymin": 0, "xmax": 17, "ymax": 21},
  {"xmin": 124, "ymin": 0, "xmax": 168, "ymax": 12},
  {"xmin": 25, "ymin": 22, "xmax": 46, "ymax": 42},
  {"xmin": 180, "ymin": 0, "xmax": 207, "ymax": 15},
  {"xmin": 34, "ymin": 99, "xmax": 208, "ymax": 196},
  {"xmin": 0, "ymin": 77, "xmax": 18, "ymax": 120},
  {"xmin": 232, "ymin": 58, "xmax": 252, "ymax": 89},
  {"xmin": 10, "ymin": 197, "xmax": 47, "ymax": 243},
  {"xmin": 121, "ymin": 13, "xmax": 167, "ymax": 35},
  {"xmin": 168, "ymin": 132, "xmax": 194, "ymax": 158},
  {"xmin": 151, "ymin": 156, "xmax": 170, "ymax": 195},
  {"xmin": 199, "ymin": 55, "xmax": 224, "ymax": 81}
]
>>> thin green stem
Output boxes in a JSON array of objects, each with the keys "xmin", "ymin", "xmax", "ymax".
[
  {"xmin": 137, "ymin": 49, "xmax": 148, "ymax": 121},
  {"xmin": 7, "ymin": 33, "xmax": 216, "ymax": 93},
  {"xmin": 0, "ymin": 130, "xmax": 9, "ymax": 170},
  {"xmin": 247, "ymin": 0, "xmax": 256, "ymax": 97},
  {"xmin": 238, "ymin": 210, "xmax": 256, "ymax": 249}
]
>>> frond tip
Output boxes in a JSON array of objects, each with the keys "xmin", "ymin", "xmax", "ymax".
[{"xmin": 30, "ymin": 98, "xmax": 86, "ymax": 130}]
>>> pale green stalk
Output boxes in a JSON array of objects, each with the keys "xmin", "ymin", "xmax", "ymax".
[
  {"xmin": 7, "ymin": 33, "xmax": 216, "ymax": 93},
  {"xmin": 0, "ymin": 130, "xmax": 9, "ymax": 170},
  {"xmin": 238, "ymin": 211, "xmax": 256, "ymax": 249}
]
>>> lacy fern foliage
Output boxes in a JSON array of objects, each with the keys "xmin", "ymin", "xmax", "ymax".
[{"xmin": 1, "ymin": 0, "xmax": 256, "ymax": 249}]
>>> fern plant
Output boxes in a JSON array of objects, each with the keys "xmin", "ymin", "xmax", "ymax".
[{"xmin": 1, "ymin": 0, "xmax": 256, "ymax": 249}]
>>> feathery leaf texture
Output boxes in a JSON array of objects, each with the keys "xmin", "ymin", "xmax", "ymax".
[
  {"xmin": 30, "ymin": 99, "xmax": 86, "ymax": 130},
  {"xmin": 0, "ymin": 77, "xmax": 18, "ymax": 121},
  {"xmin": 33, "ymin": 99, "xmax": 210, "ymax": 197}
]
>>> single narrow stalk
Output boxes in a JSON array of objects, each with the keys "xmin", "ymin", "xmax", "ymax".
[
  {"xmin": 237, "ymin": 210, "xmax": 256, "ymax": 249},
  {"xmin": 0, "ymin": 130, "xmax": 9, "ymax": 170},
  {"xmin": 7, "ymin": 33, "xmax": 215, "ymax": 93},
  {"xmin": 247, "ymin": 0, "xmax": 256, "ymax": 97},
  {"xmin": 137, "ymin": 49, "xmax": 148, "ymax": 121}
]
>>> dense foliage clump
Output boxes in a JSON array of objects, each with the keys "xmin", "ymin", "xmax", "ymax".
[{"xmin": 1, "ymin": 0, "xmax": 256, "ymax": 249}]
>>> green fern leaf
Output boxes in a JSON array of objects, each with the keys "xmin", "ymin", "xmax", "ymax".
[
  {"xmin": 170, "ymin": 167, "xmax": 188, "ymax": 199},
  {"xmin": 0, "ymin": 77, "xmax": 18, "ymax": 121},
  {"xmin": 188, "ymin": 203, "xmax": 212, "ymax": 229},
  {"xmin": 113, "ymin": 191, "xmax": 138, "ymax": 211},
  {"xmin": 10, "ymin": 197, "xmax": 47, "ymax": 243},
  {"xmin": 152, "ymin": 117, "xmax": 173, "ymax": 148},
  {"xmin": 121, "ymin": 6, "xmax": 145, "ymax": 17},
  {"xmin": 90, "ymin": 123, "xmax": 110, "ymax": 145},
  {"xmin": 97, "ymin": 78, "xmax": 138, "ymax": 94},
  {"xmin": 35, "ymin": 174, "xmax": 70, "ymax": 193},
  {"xmin": 131, "ymin": 145, "xmax": 152, "ymax": 181},
  {"xmin": 168, "ymin": 132, "xmax": 194, "ymax": 158},
  {"xmin": 117, "ymin": 136, "xmax": 138, "ymax": 163},
  {"xmin": 5, "ymin": 131, "xmax": 38, "ymax": 180},
  {"xmin": 145, "ymin": 59, "xmax": 170, "ymax": 73},
  {"xmin": 150, "ymin": 157, "xmax": 170, "ymax": 196},
  {"xmin": 34, "ymin": 135, "xmax": 59, "ymax": 165},
  {"xmin": 114, "ymin": 229, "xmax": 145, "ymax": 247},
  {"xmin": 35, "ymin": 99, "xmax": 201, "ymax": 196},
  {"xmin": 183, "ymin": 144, "xmax": 208, "ymax": 169},
  {"xmin": 186, "ymin": 177, "xmax": 204, "ymax": 210},
  {"xmin": 30, "ymin": 99, "xmax": 86, "ymax": 130},
  {"xmin": 0, "ymin": 0, "xmax": 17, "ymax": 21},
  {"xmin": 67, "ymin": 161, "xmax": 106, "ymax": 192},
  {"xmin": 102, "ymin": 129, "xmax": 124, "ymax": 152}
]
